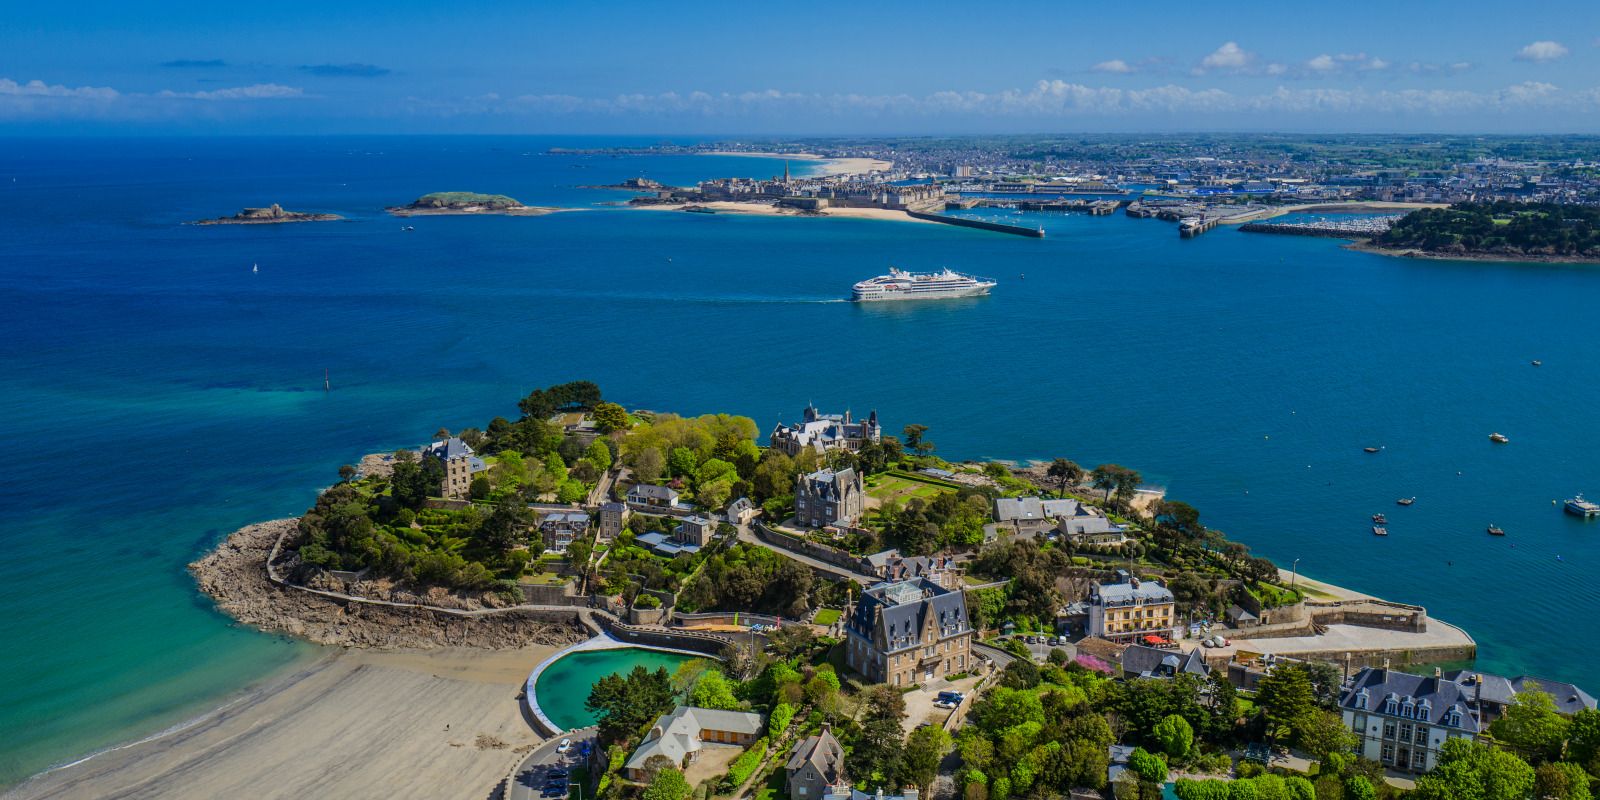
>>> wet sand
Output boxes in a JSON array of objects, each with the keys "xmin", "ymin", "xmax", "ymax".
[{"xmin": 4, "ymin": 645, "xmax": 561, "ymax": 800}]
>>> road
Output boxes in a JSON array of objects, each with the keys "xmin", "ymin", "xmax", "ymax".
[
  {"xmin": 507, "ymin": 728, "xmax": 597, "ymax": 800},
  {"xmin": 736, "ymin": 523, "xmax": 881, "ymax": 585}
]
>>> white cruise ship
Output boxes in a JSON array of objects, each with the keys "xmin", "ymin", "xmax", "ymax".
[{"xmin": 851, "ymin": 267, "xmax": 996, "ymax": 302}]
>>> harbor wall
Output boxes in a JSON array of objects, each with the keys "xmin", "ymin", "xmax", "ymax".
[
  {"xmin": 1240, "ymin": 222, "xmax": 1375, "ymax": 238},
  {"xmin": 906, "ymin": 210, "xmax": 1045, "ymax": 238}
]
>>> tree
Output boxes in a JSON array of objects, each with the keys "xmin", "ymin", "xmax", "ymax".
[
  {"xmin": 1490, "ymin": 687, "xmax": 1571, "ymax": 763},
  {"xmin": 592, "ymin": 401, "xmax": 629, "ymax": 433},
  {"xmin": 585, "ymin": 439, "xmax": 614, "ymax": 472},
  {"xmin": 1534, "ymin": 762, "xmax": 1592, "ymax": 800},
  {"xmin": 641, "ymin": 767, "xmax": 691, "ymax": 800},
  {"xmin": 1255, "ymin": 664, "xmax": 1316, "ymax": 744},
  {"xmin": 851, "ymin": 686, "xmax": 908, "ymax": 788},
  {"xmin": 1090, "ymin": 464, "xmax": 1142, "ymax": 503},
  {"xmin": 688, "ymin": 670, "xmax": 742, "ymax": 710},
  {"xmin": 633, "ymin": 447, "xmax": 666, "ymax": 484},
  {"xmin": 903, "ymin": 424, "xmax": 929, "ymax": 454},
  {"xmin": 475, "ymin": 501, "xmax": 530, "ymax": 556},
  {"xmin": 1152, "ymin": 714, "xmax": 1194, "ymax": 759},
  {"xmin": 586, "ymin": 665, "xmax": 676, "ymax": 744},
  {"xmin": 1046, "ymin": 458, "xmax": 1084, "ymax": 497},
  {"xmin": 338, "ymin": 464, "xmax": 357, "ymax": 483},
  {"xmin": 1295, "ymin": 710, "xmax": 1358, "ymax": 762},
  {"xmin": 1411, "ymin": 738, "xmax": 1535, "ymax": 800},
  {"xmin": 999, "ymin": 660, "xmax": 1042, "ymax": 690},
  {"xmin": 1565, "ymin": 708, "xmax": 1600, "ymax": 767},
  {"xmin": 1127, "ymin": 748, "xmax": 1167, "ymax": 783},
  {"xmin": 1343, "ymin": 775, "xmax": 1376, "ymax": 800},
  {"xmin": 667, "ymin": 447, "xmax": 698, "ymax": 478},
  {"xmin": 767, "ymin": 624, "xmax": 816, "ymax": 659},
  {"xmin": 904, "ymin": 725, "xmax": 952, "ymax": 790}
]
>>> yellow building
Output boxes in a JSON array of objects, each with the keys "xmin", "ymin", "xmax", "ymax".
[{"xmin": 1088, "ymin": 570, "xmax": 1176, "ymax": 643}]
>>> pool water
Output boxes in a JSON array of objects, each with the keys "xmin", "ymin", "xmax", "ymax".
[{"xmin": 533, "ymin": 647, "xmax": 704, "ymax": 731}]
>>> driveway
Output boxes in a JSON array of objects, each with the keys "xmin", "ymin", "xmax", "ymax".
[
  {"xmin": 508, "ymin": 728, "xmax": 597, "ymax": 800},
  {"xmin": 901, "ymin": 673, "xmax": 983, "ymax": 734}
]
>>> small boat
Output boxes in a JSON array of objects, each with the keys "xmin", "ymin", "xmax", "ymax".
[
  {"xmin": 1565, "ymin": 494, "xmax": 1600, "ymax": 518},
  {"xmin": 1489, "ymin": 433, "xmax": 1510, "ymax": 443},
  {"xmin": 251, "ymin": 262, "xmax": 258, "ymax": 273},
  {"xmin": 1532, "ymin": 360, "xmax": 1542, "ymax": 366},
  {"xmin": 1373, "ymin": 526, "xmax": 1389, "ymax": 536},
  {"xmin": 402, "ymin": 225, "xmax": 415, "ymax": 231},
  {"xmin": 1372, "ymin": 513, "xmax": 1388, "ymax": 524},
  {"xmin": 1487, "ymin": 525, "xmax": 1505, "ymax": 536},
  {"xmin": 1397, "ymin": 497, "xmax": 1416, "ymax": 506},
  {"xmin": 1364, "ymin": 446, "xmax": 1381, "ymax": 454}
]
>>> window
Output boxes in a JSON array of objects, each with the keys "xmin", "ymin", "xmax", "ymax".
[
  {"xmin": 1383, "ymin": 722, "xmax": 1396, "ymax": 739},
  {"xmin": 1399, "ymin": 723, "xmax": 1412, "ymax": 741},
  {"xmin": 1381, "ymin": 744, "xmax": 1394, "ymax": 763},
  {"xmin": 1414, "ymin": 727, "xmax": 1429, "ymax": 745},
  {"xmin": 1412, "ymin": 751, "xmax": 1427, "ymax": 769}
]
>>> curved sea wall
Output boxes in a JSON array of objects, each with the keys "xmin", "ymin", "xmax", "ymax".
[{"xmin": 190, "ymin": 519, "xmax": 587, "ymax": 649}]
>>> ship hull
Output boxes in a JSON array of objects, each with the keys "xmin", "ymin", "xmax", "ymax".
[{"xmin": 851, "ymin": 284, "xmax": 994, "ymax": 302}]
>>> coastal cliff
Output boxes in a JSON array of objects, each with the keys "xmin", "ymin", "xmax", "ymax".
[
  {"xmin": 191, "ymin": 204, "xmax": 341, "ymax": 225},
  {"xmin": 385, "ymin": 191, "xmax": 562, "ymax": 217},
  {"xmin": 189, "ymin": 519, "xmax": 586, "ymax": 650}
]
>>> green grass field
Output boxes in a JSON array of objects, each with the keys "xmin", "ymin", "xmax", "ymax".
[
  {"xmin": 865, "ymin": 473, "xmax": 955, "ymax": 505},
  {"xmin": 812, "ymin": 608, "xmax": 841, "ymax": 626}
]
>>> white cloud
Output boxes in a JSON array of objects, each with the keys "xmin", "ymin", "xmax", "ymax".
[
  {"xmin": 156, "ymin": 83, "xmax": 304, "ymax": 100},
  {"xmin": 1201, "ymin": 42, "xmax": 1252, "ymax": 70},
  {"xmin": 1091, "ymin": 59, "xmax": 1133, "ymax": 74},
  {"xmin": 1265, "ymin": 63, "xmax": 1288, "ymax": 76},
  {"xmin": 0, "ymin": 78, "xmax": 118, "ymax": 99},
  {"xmin": 1307, "ymin": 55, "xmax": 1338, "ymax": 72},
  {"xmin": 1516, "ymin": 41, "xmax": 1569, "ymax": 62}
]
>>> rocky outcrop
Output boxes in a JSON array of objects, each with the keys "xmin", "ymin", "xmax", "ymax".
[
  {"xmin": 189, "ymin": 519, "xmax": 587, "ymax": 649},
  {"xmin": 385, "ymin": 192, "xmax": 563, "ymax": 217},
  {"xmin": 191, "ymin": 204, "xmax": 341, "ymax": 225}
]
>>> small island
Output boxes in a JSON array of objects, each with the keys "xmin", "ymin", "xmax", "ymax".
[
  {"xmin": 1360, "ymin": 201, "xmax": 1600, "ymax": 262},
  {"xmin": 190, "ymin": 203, "xmax": 341, "ymax": 225},
  {"xmin": 386, "ymin": 191, "xmax": 562, "ymax": 217}
]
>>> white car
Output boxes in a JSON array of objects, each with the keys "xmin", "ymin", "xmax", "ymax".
[{"xmin": 556, "ymin": 738, "xmax": 572, "ymax": 754}]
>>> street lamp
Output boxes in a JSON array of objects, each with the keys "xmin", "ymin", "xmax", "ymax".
[{"xmin": 1290, "ymin": 558, "xmax": 1300, "ymax": 590}]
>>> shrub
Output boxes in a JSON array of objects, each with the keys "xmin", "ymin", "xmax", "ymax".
[
  {"xmin": 769, "ymin": 704, "xmax": 796, "ymax": 738},
  {"xmin": 722, "ymin": 737, "xmax": 768, "ymax": 789}
]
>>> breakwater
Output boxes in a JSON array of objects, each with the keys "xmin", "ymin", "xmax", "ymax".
[
  {"xmin": 1240, "ymin": 215, "xmax": 1401, "ymax": 238},
  {"xmin": 906, "ymin": 210, "xmax": 1045, "ymax": 237}
]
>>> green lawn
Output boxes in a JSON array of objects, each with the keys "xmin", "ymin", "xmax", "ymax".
[
  {"xmin": 812, "ymin": 608, "xmax": 841, "ymax": 626},
  {"xmin": 865, "ymin": 473, "xmax": 954, "ymax": 505}
]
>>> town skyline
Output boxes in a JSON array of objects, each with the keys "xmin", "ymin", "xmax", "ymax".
[{"xmin": 5, "ymin": 0, "xmax": 1600, "ymax": 134}]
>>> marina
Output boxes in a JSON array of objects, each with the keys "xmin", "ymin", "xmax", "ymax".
[{"xmin": 1238, "ymin": 215, "xmax": 1403, "ymax": 238}]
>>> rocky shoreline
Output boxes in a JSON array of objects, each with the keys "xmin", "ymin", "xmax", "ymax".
[
  {"xmin": 1345, "ymin": 240, "xmax": 1600, "ymax": 264},
  {"xmin": 189, "ymin": 519, "xmax": 587, "ymax": 650}
]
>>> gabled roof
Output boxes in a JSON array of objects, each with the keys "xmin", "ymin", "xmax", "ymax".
[
  {"xmin": 625, "ymin": 706, "xmax": 763, "ymax": 770},
  {"xmin": 848, "ymin": 578, "xmax": 968, "ymax": 651},
  {"xmin": 1121, "ymin": 644, "xmax": 1208, "ymax": 678},
  {"xmin": 629, "ymin": 484, "xmax": 678, "ymax": 500},
  {"xmin": 786, "ymin": 727, "xmax": 844, "ymax": 781},
  {"xmin": 1341, "ymin": 668, "xmax": 1482, "ymax": 733}
]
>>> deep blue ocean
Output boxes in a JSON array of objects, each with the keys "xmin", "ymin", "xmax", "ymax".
[{"xmin": 2, "ymin": 136, "xmax": 1597, "ymax": 785}]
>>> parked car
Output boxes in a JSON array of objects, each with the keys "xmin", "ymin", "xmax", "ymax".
[
  {"xmin": 556, "ymin": 738, "xmax": 572, "ymax": 754},
  {"xmin": 541, "ymin": 787, "xmax": 568, "ymax": 798},
  {"xmin": 546, "ymin": 769, "xmax": 569, "ymax": 781}
]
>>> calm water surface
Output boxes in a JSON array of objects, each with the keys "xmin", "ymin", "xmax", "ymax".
[
  {"xmin": 533, "ymin": 647, "xmax": 703, "ymax": 732},
  {"xmin": 2, "ymin": 136, "xmax": 1598, "ymax": 785}
]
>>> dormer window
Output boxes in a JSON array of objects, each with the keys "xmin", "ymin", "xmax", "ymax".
[{"xmin": 1385, "ymin": 698, "xmax": 1399, "ymax": 715}]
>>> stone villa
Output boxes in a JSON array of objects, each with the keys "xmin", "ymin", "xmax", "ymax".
[
  {"xmin": 785, "ymin": 725, "xmax": 844, "ymax": 800},
  {"xmin": 418, "ymin": 437, "xmax": 488, "ymax": 499},
  {"xmin": 1087, "ymin": 571, "xmax": 1177, "ymax": 643},
  {"xmin": 795, "ymin": 467, "xmax": 864, "ymax": 529},
  {"xmin": 845, "ymin": 577, "xmax": 972, "ymax": 686},
  {"xmin": 624, "ymin": 706, "xmax": 763, "ymax": 781},
  {"xmin": 770, "ymin": 405, "xmax": 881, "ymax": 457}
]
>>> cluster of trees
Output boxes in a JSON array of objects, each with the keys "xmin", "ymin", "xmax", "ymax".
[
  {"xmin": 587, "ymin": 665, "xmax": 677, "ymax": 745},
  {"xmin": 957, "ymin": 661, "xmax": 1116, "ymax": 800},
  {"xmin": 967, "ymin": 539, "xmax": 1074, "ymax": 629},
  {"xmin": 676, "ymin": 543, "xmax": 817, "ymax": 618},
  {"xmin": 296, "ymin": 479, "xmax": 536, "ymax": 592},
  {"xmin": 620, "ymin": 413, "xmax": 760, "ymax": 509},
  {"xmin": 872, "ymin": 490, "xmax": 993, "ymax": 555},
  {"xmin": 1376, "ymin": 202, "xmax": 1600, "ymax": 257},
  {"xmin": 516, "ymin": 380, "xmax": 602, "ymax": 419}
]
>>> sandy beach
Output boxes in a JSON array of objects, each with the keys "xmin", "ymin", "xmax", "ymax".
[
  {"xmin": 4, "ymin": 644, "xmax": 560, "ymax": 800},
  {"xmin": 633, "ymin": 200, "xmax": 930, "ymax": 224},
  {"xmin": 701, "ymin": 151, "xmax": 893, "ymax": 177}
]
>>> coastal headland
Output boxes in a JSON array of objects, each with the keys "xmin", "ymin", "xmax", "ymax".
[
  {"xmin": 189, "ymin": 203, "xmax": 341, "ymax": 225},
  {"xmin": 189, "ymin": 519, "xmax": 587, "ymax": 649},
  {"xmin": 386, "ymin": 192, "xmax": 565, "ymax": 217},
  {"xmin": 700, "ymin": 151, "xmax": 893, "ymax": 177}
]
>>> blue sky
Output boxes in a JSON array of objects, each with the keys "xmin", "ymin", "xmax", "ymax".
[{"xmin": 3, "ymin": 0, "xmax": 1599, "ymax": 134}]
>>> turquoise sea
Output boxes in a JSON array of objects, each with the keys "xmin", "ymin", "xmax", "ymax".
[{"xmin": 2, "ymin": 135, "xmax": 1598, "ymax": 786}]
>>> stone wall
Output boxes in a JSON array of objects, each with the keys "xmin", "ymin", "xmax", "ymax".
[{"xmin": 752, "ymin": 522, "xmax": 867, "ymax": 576}]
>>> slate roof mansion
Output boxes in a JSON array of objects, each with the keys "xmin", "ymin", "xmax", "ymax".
[{"xmin": 845, "ymin": 578, "xmax": 972, "ymax": 686}]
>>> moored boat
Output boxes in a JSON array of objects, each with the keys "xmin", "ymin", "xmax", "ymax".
[
  {"xmin": 1489, "ymin": 432, "xmax": 1509, "ymax": 443},
  {"xmin": 1372, "ymin": 513, "xmax": 1387, "ymax": 524},
  {"xmin": 1396, "ymin": 497, "xmax": 1416, "ymax": 506},
  {"xmin": 1487, "ymin": 525, "xmax": 1505, "ymax": 536},
  {"xmin": 1372, "ymin": 526, "xmax": 1389, "ymax": 536},
  {"xmin": 1565, "ymin": 494, "xmax": 1600, "ymax": 518}
]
